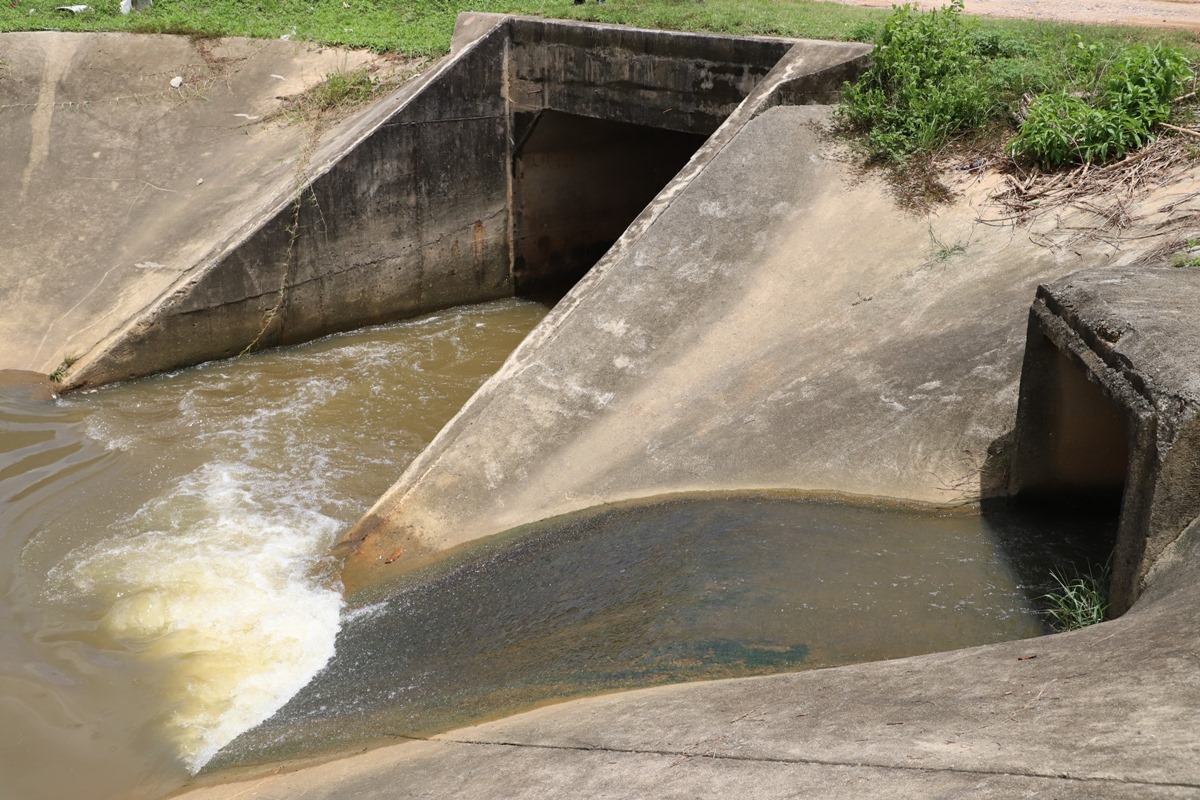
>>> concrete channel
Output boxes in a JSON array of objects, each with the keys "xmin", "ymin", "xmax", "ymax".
[{"xmin": 5, "ymin": 13, "xmax": 1200, "ymax": 799}]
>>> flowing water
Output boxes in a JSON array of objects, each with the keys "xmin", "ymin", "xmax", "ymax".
[
  {"xmin": 0, "ymin": 296, "xmax": 1113, "ymax": 800},
  {"xmin": 207, "ymin": 493, "xmax": 1110, "ymax": 776},
  {"xmin": 0, "ymin": 299, "xmax": 549, "ymax": 800}
]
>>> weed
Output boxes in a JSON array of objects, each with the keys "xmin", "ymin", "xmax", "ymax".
[
  {"xmin": 48, "ymin": 354, "xmax": 79, "ymax": 383},
  {"xmin": 310, "ymin": 69, "xmax": 376, "ymax": 114},
  {"xmin": 1009, "ymin": 43, "xmax": 1193, "ymax": 169},
  {"xmin": 273, "ymin": 67, "xmax": 384, "ymax": 131},
  {"xmin": 1171, "ymin": 238, "xmax": 1200, "ymax": 267},
  {"xmin": 837, "ymin": 0, "xmax": 992, "ymax": 162},
  {"xmin": 1041, "ymin": 562, "xmax": 1109, "ymax": 631},
  {"xmin": 928, "ymin": 224, "xmax": 967, "ymax": 261}
]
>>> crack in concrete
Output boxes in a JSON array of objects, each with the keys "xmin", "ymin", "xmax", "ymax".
[{"xmin": 397, "ymin": 734, "xmax": 1200, "ymax": 790}]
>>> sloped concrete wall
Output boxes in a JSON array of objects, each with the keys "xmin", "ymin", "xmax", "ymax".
[
  {"xmin": 58, "ymin": 16, "xmax": 839, "ymax": 389},
  {"xmin": 65, "ymin": 20, "xmax": 514, "ymax": 388},
  {"xmin": 0, "ymin": 34, "xmax": 386, "ymax": 378}
]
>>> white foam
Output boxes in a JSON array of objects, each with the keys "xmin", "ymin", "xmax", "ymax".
[{"xmin": 48, "ymin": 462, "xmax": 344, "ymax": 772}]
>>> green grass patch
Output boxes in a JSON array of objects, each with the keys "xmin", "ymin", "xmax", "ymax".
[
  {"xmin": 1041, "ymin": 562, "xmax": 1110, "ymax": 631},
  {"xmin": 0, "ymin": 0, "xmax": 889, "ymax": 54},
  {"xmin": 6, "ymin": 0, "xmax": 1194, "ymax": 59},
  {"xmin": 836, "ymin": 0, "xmax": 1199, "ymax": 168}
]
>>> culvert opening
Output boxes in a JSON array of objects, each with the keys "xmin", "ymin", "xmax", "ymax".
[
  {"xmin": 511, "ymin": 110, "xmax": 709, "ymax": 295},
  {"xmin": 1010, "ymin": 345, "xmax": 1128, "ymax": 612},
  {"xmin": 1018, "ymin": 348, "xmax": 1128, "ymax": 512}
]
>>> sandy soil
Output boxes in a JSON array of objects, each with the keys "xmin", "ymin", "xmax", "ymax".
[{"xmin": 825, "ymin": 0, "xmax": 1200, "ymax": 32}]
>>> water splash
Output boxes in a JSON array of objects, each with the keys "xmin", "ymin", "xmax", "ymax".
[{"xmin": 47, "ymin": 462, "xmax": 344, "ymax": 771}]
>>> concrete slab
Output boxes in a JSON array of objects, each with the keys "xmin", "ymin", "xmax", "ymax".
[
  {"xmin": 175, "ymin": 515, "xmax": 1200, "ymax": 798},
  {"xmin": 0, "ymin": 32, "xmax": 392, "ymax": 375}
]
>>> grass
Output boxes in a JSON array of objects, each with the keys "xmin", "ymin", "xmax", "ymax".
[
  {"xmin": 287, "ymin": 66, "xmax": 384, "ymax": 125},
  {"xmin": 1172, "ymin": 237, "xmax": 1200, "ymax": 267},
  {"xmin": 0, "ymin": 0, "xmax": 888, "ymax": 54},
  {"xmin": 837, "ymin": 1, "xmax": 1200, "ymax": 162},
  {"xmin": 48, "ymin": 354, "xmax": 78, "ymax": 383},
  {"xmin": 1041, "ymin": 562, "xmax": 1109, "ymax": 631},
  {"xmin": 2, "ymin": 0, "xmax": 1196, "ymax": 58},
  {"xmin": 927, "ymin": 223, "xmax": 968, "ymax": 262}
]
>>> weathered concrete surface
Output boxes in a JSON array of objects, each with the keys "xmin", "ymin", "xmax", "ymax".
[
  {"xmin": 4, "ymin": 17, "xmax": 859, "ymax": 389},
  {"xmin": 1012, "ymin": 266, "xmax": 1200, "ymax": 613},
  {"xmin": 340, "ymin": 92, "xmax": 1200, "ymax": 587},
  {"xmin": 175, "ymin": 512, "xmax": 1200, "ymax": 798},
  {"xmin": 0, "ymin": 33, "xmax": 390, "ymax": 378},
  {"xmin": 51, "ymin": 24, "xmax": 510, "ymax": 389},
  {"xmin": 503, "ymin": 15, "xmax": 843, "ymax": 135}
]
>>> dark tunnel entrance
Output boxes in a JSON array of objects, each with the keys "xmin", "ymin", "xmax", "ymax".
[
  {"xmin": 1009, "ymin": 332, "xmax": 1130, "ymax": 612},
  {"xmin": 511, "ymin": 110, "xmax": 709, "ymax": 295},
  {"xmin": 1014, "ymin": 347, "xmax": 1129, "ymax": 512}
]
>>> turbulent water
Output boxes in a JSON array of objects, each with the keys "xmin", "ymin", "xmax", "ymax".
[
  {"xmin": 0, "ymin": 295, "xmax": 1114, "ymax": 800},
  {"xmin": 0, "ymin": 299, "xmax": 548, "ymax": 800}
]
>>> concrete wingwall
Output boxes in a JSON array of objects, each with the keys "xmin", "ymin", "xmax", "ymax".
[
  {"xmin": 61, "ymin": 17, "xmax": 846, "ymax": 390},
  {"xmin": 63, "ymin": 20, "xmax": 515, "ymax": 389}
]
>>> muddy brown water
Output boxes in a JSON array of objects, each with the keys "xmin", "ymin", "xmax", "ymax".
[
  {"xmin": 0, "ymin": 299, "xmax": 548, "ymax": 800},
  {"xmin": 0, "ymin": 297, "xmax": 1111, "ymax": 800}
]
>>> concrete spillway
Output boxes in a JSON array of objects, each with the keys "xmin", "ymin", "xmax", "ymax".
[{"xmin": 8, "ymin": 14, "xmax": 1200, "ymax": 799}]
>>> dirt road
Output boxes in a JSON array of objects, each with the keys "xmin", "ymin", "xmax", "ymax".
[{"xmin": 826, "ymin": 0, "xmax": 1200, "ymax": 32}]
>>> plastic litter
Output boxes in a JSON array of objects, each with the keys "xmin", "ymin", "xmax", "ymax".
[{"xmin": 170, "ymin": 76, "xmax": 184, "ymax": 89}]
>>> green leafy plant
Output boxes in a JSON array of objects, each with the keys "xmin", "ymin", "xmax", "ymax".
[
  {"xmin": 1042, "ymin": 562, "xmax": 1109, "ymax": 631},
  {"xmin": 48, "ymin": 354, "xmax": 79, "ymax": 383},
  {"xmin": 838, "ymin": 0, "xmax": 993, "ymax": 162},
  {"xmin": 1009, "ymin": 43, "xmax": 1193, "ymax": 169},
  {"xmin": 1171, "ymin": 238, "xmax": 1200, "ymax": 267}
]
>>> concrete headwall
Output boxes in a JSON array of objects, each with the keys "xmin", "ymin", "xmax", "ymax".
[
  {"xmin": 505, "ymin": 17, "xmax": 796, "ymax": 135},
  {"xmin": 54, "ymin": 17, "xmax": 859, "ymax": 389},
  {"xmin": 1011, "ymin": 267, "xmax": 1200, "ymax": 613}
]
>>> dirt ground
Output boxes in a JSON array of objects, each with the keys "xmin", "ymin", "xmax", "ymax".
[{"xmin": 826, "ymin": 0, "xmax": 1200, "ymax": 32}]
